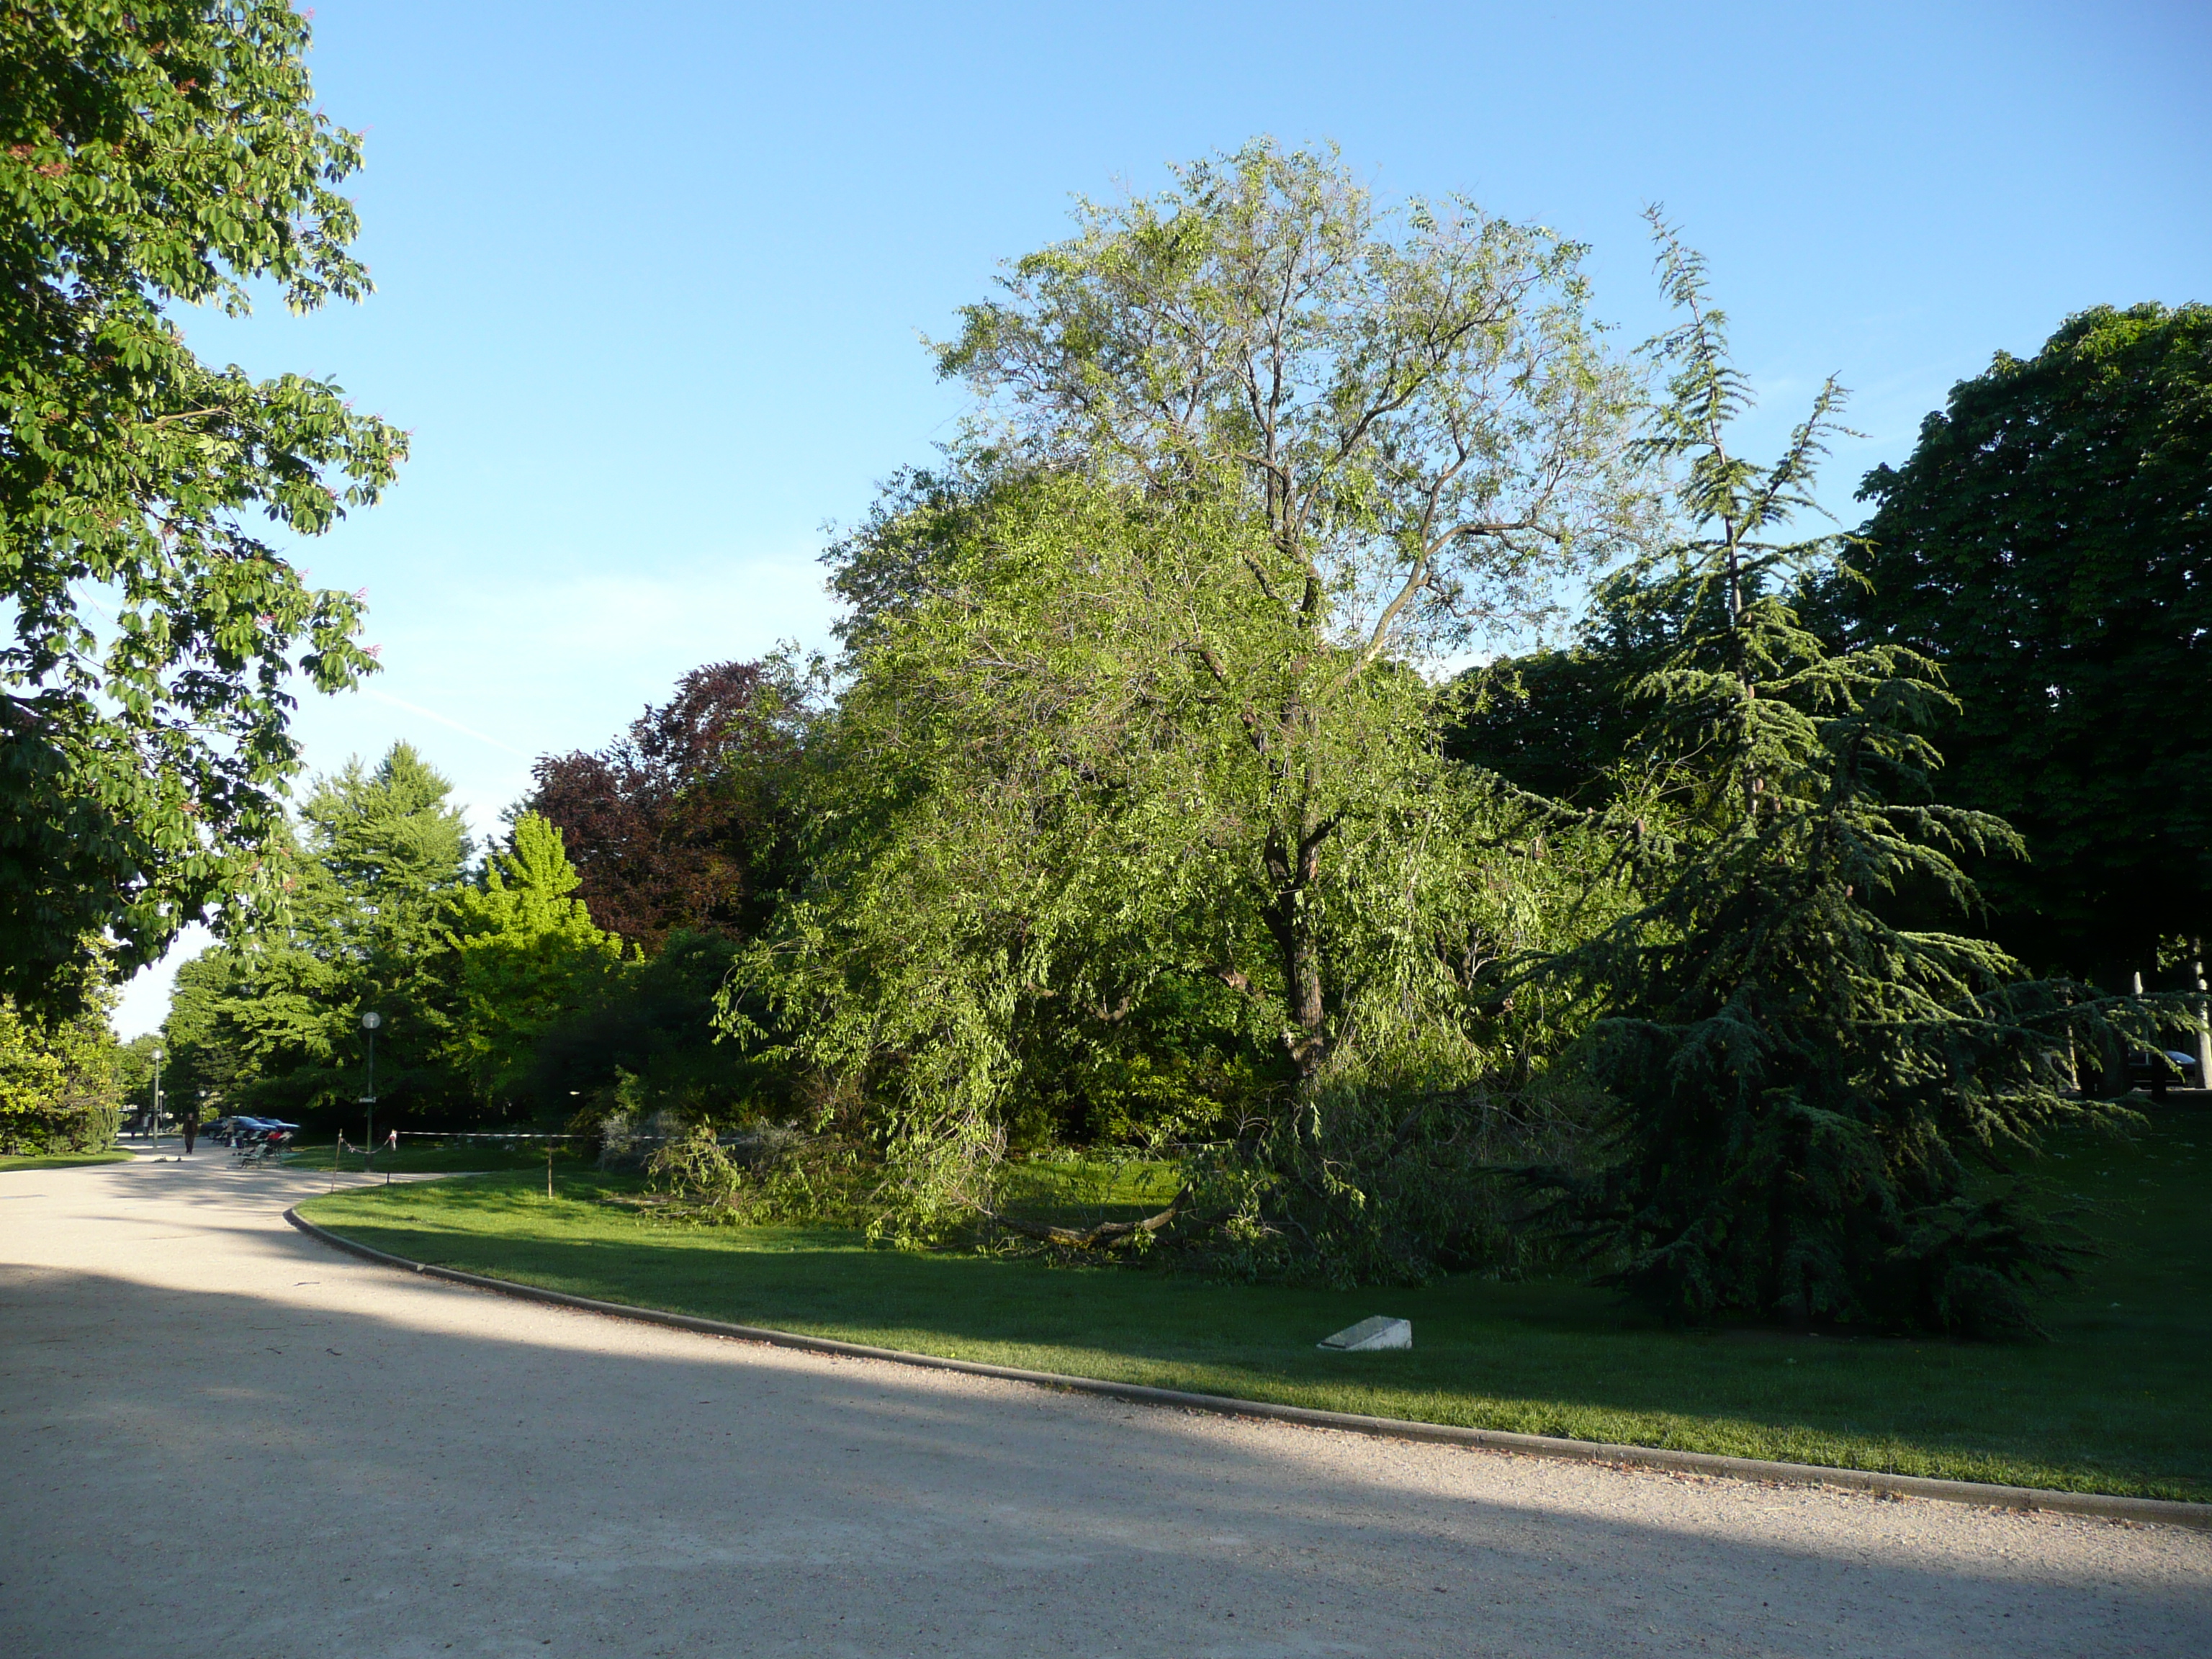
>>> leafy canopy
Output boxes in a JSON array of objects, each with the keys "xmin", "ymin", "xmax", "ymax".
[
  {"xmin": 734, "ymin": 144, "xmax": 1647, "ymax": 1275},
  {"xmin": 161, "ymin": 744, "xmax": 470, "ymax": 1121},
  {"xmin": 936, "ymin": 138, "xmax": 1649, "ymax": 657},
  {"xmin": 1, "ymin": 1, "xmax": 405, "ymax": 1010},
  {"xmin": 1832, "ymin": 302, "xmax": 2212, "ymax": 975},
  {"xmin": 0, "ymin": 963, "xmax": 120, "ymax": 1153}
]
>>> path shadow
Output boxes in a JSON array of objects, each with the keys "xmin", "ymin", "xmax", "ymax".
[{"xmin": 3, "ymin": 1259, "xmax": 2206, "ymax": 1659}]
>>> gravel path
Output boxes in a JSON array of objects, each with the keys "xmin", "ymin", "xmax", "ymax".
[{"xmin": 2, "ymin": 1156, "xmax": 2206, "ymax": 1658}]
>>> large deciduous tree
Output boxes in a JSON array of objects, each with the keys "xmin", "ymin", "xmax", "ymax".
[
  {"xmin": 1831, "ymin": 303, "xmax": 2211, "ymax": 979},
  {"xmin": 927, "ymin": 139, "xmax": 1645, "ymax": 1084},
  {"xmin": 0, "ymin": 1, "xmax": 405, "ymax": 1013},
  {"xmin": 734, "ymin": 143, "xmax": 1645, "ymax": 1276}
]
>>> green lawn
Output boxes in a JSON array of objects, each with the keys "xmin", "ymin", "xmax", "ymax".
[
  {"xmin": 0, "ymin": 1150, "xmax": 132, "ymax": 1171},
  {"xmin": 297, "ymin": 1107, "xmax": 2212, "ymax": 1502},
  {"xmin": 280, "ymin": 1139, "xmax": 585, "ymax": 1174}
]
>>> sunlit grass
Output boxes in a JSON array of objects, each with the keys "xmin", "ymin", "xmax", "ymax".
[
  {"xmin": 298, "ymin": 1108, "xmax": 2212, "ymax": 1502},
  {"xmin": 0, "ymin": 1150, "xmax": 132, "ymax": 1171},
  {"xmin": 280, "ymin": 1139, "xmax": 587, "ymax": 1174}
]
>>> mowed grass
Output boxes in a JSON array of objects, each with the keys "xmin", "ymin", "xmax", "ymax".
[
  {"xmin": 282, "ymin": 1139, "xmax": 585, "ymax": 1174},
  {"xmin": 0, "ymin": 1150, "xmax": 132, "ymax": 1171},
  {"xmin": 297, "ymin": 1106, "xmax": 2212, "ymax": 1502}
]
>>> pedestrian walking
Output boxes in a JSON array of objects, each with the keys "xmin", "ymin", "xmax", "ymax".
[{"xmin": 181, "ymin": 1111, "xmax": 197, "ymax": 1156}]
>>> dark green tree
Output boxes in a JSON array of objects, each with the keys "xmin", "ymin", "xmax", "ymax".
[
  {"xmin": 1, "ymin": 1, "xmax": 405, "ymax": 1013},
  {"xmin": 1542, "ymin": 219, "xmax": 2128, "ymax": 1336},
  {"xmin": 1442, "ymin": 561, "xmax": 1728, "ymax": 806},
  {"xmin": 525, "ymin": 928, "xmax": 768, "ymax": 1127},
  {"xmin": 1828, "ymin": 303, "xmax": 2212, "ymax": 979}
]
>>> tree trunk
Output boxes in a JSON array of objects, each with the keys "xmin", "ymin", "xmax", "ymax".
[
  {"xmin": 1262, "ymin": 814, "xmax": 1328, "ymax": 1082},
  {"xmin": 2100, "ymin": 974, "xmax": 2134, "ymax": 1098},
  {"xmin": 2194, "ymin": 942, "xmax": 2211, "ymax": 1093},
  {"xmin": 2133, "ymin": 969, "xmax": 2170, "ymax": 1100}
]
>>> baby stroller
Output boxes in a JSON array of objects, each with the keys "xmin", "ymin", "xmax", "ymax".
[{"xmin": 232, "ymin": 1124, "xmax": 296, "ymax": 1166}]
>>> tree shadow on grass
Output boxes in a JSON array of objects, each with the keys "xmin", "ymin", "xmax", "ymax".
[{"xmin": 301, "ymin": 1169, "xmax": 2212, "ymax": 1502}]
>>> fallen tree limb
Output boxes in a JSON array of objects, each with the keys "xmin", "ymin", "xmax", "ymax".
[{"xmin": 981, "ymin": 1185, "xmax": 1195, "ymax": 1249}]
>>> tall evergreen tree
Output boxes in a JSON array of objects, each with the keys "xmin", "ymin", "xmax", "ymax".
[
  {"xmin": 441, "ymin": 812, "xmax": 622, "ymax": 1110},
  {"xmin": 1541, "ymin": 218, "xmax": 2135, "ymax": 1336},
  {"xmin": 163, "ymin": 743, "xmax": 472, "ymax": 1120}
]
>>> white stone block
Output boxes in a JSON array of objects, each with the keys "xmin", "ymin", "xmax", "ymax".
[{"xmin": 1317, "ymin": 1316, "xmax": 1411, "ymax": 1352}]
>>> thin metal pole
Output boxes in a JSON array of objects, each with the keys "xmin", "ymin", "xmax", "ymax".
[
  {"xmin": 151, "ymin": 1051, "xmax": 161, "ymax": 1159},
  {"xmin": 365, "ymin": 1024, "xmax": 377, "ymax": 1172}
]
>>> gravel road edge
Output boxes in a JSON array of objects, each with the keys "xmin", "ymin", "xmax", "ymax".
[{"xmin": 284, "ymin": 1205, "xmax": 2211, "ymax": 1532}]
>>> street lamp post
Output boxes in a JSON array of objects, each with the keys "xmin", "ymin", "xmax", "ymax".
[
  {"xmin": 360, "ymin": 1011, "xmax": 382, "ymax": 1166},
  {"xmin": 150, "ymin": 1046, "xmax": 163, "ymax": 1156}
]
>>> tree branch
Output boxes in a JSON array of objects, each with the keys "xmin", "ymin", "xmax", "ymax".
[{"xmin": 982, "ymin": 1185, "xmax": 1194, "ymax": 1249}]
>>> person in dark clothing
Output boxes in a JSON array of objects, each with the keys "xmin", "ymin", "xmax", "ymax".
[{"xmin": 181, "ymin": 1110, "xmax": 197, "ymax": 1155}]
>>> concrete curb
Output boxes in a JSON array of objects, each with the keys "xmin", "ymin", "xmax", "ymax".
[{"xmin": 284, "ymin": 1206, "xmax": 2211, "ymax": 1532}]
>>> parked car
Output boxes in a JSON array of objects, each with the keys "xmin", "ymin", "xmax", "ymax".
[{"xmin": 2127, "ymin": 1048, "xmax": 2201, "ymax": 1094}]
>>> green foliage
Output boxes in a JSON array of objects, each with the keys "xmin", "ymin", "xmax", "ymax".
[
  {"xmin": 1537, "ymin": 219, "xmax": 2136, "ymax": 1336},
  {"xmin": 300, "ymin": 742, "xmax": 475, "ymax": 962},
  {"xmin": 528, "ymin": 928, "xmax": 773, "ymax": 1126},
  {"xmin": 642, "ymin": 1120, "xmax": 862, "ymax": 1228},
  {"xmin": 1443, "ymin": 558, "xmax": 1727, "ymax": 808},
  {"xmin": 441, "ymin": 813, "xmax": 623, "ymax": 1108},
  {"xmin": 1001, "ymin": 974, "xmax": 1277, "ymax": 1152},
  {"xmin": 729, "ymin": 145, "xmax": 1653, "ymax": 1275},
  {"xmin": 739, "ymin": 472, "xmax": 1619, "ymax": 1269},
  {"xmin": 112, "ymin": 1029, "xmax": 160, "ymax": 1117},
  {"xmin": 933, "ymin": 138, "xmax": 1650, "ymax": 650},
  {"xmin": 1446, "ymin": 642, "xmax": 1640, "ymax": 808},
  {"xmin": 1825, "ymin": 302, "xmax": 2212, "ymax": 976},
  {"xmin": 0, "ymin": 968, "xmax": 120, "ymax": 1153},
  {"xmin": 163, "ymin": 740, "xmax": 795, "ymax": 1131},
  {"xmin": 1, "ymin": 2, "xmax": 406, "ymax": 1013},
  {"xmin": 162, "ymin": 743, "xmax": 472, "ymax": 1120}
]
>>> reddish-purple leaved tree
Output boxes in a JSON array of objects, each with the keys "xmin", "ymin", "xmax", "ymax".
[{"xmin": 523, "ymin": 662, "xmax": 794, "ymax": 950}]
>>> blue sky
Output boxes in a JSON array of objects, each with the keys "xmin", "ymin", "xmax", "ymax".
[{"xmin": 114, "ymin": 0, "xmax": 2211, "ymax": 1034}]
